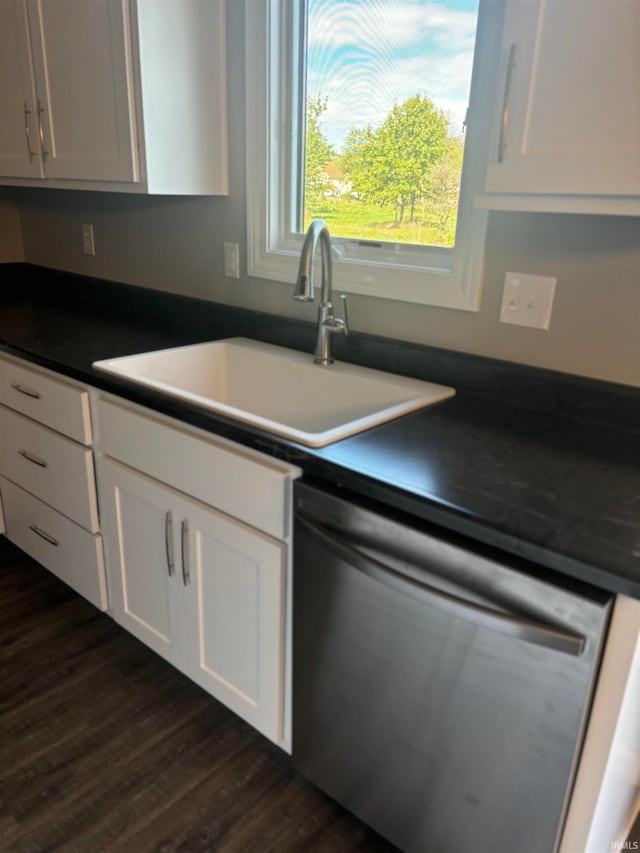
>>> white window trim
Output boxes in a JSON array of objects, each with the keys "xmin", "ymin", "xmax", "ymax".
[{"xmin": 245, "ymin": 0, "xmax": 503, "ymax": 311}]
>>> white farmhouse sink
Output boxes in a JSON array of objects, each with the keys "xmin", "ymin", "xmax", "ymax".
[{"xmin": 92, "ymin": 337, "xmax": 454, "ymax": 447}]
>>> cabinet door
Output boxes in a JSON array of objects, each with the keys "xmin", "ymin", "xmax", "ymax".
[
  {"xmin": 98, "ymin": 460, "xmax": 185, "ymax": 670},
  {"xmin": 182, "ymin": 498, "xmax": 285, "ymax": 744},
  {"xmin": 0, "ymin": 0, "xmax": 42, "ymax": 178},
  {"xmin": 485, "ymin": 0, "xmax": 640, "ymax": 198},
  {"xmin": 27, "ymin": 0, "xmax": 139, "ymax": 182}
]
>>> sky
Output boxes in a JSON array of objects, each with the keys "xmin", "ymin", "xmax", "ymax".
[{"xmin": 306, "ymin": 0, "xmax": 480, "ymax": 150}]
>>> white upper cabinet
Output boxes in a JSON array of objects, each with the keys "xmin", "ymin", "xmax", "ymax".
[
  {"xmin": 0, "ymin": 0, "xmax": 228, "ymax": 194},
  {"xmin": 479, "ymin": 0, "xmax": 640, "ymax": 215},
  {"xmin": 27, "ymin": 0, "xmax": 138, "ymax": 183},
  {"xmin": 0, "ymin": 0, "xmax": 41, "ymax": 178}
]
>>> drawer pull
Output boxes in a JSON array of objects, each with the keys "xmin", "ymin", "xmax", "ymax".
[
  {"xmin": 181, "ymin": 519, "xmax": 190, "ymax": 586},
  {"xmin": 11, "ymin": 382, "xmax": 41, "ymax": 400},
  {"xmin": 29, "ymin": 524, "xmax": 59, "ymax": 547},
  {"xmin": 498, "ymin": 44, "xmax": 516, "ymax": 164},
  {"xmin": 37, "ymin": 100, "xmax": 49, "ymax": 161},
  {"xmin": 165, "ymin": 510, "xmax": 175, "ymax": 576},
  {"xmin": 18, "ymin": 449, "xmax": 48, "ymax": 468},
  {"xmin": 24, "ymin": 102, "xmax": 35, "ymax": 162}
]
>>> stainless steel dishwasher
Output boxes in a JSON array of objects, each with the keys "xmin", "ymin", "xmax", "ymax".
[{"xmin": 292, "ymin": 480, "xmax": 612, "ymax": 853}]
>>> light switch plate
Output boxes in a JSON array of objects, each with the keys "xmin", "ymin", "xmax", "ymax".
[
  {"xmin": 224, "ymin": 241, "xmax": 240, "ymax": 279},
  {"xmin": 500, "ymin": 272, "xmax": 557, "ymax": 330},
  {"xmin": 81, "ymin": 224, "xmax": 95, "ymax": 256}
]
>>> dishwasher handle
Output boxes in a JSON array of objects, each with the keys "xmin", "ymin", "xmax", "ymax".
[{"xmin": 297, "ymin": 516, "xmax": 586, "ymax": 657}]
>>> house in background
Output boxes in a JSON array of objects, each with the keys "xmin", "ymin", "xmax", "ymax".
[{"xmin": 322, "ymin": 161, "xmax": 353, "ymax": 198}]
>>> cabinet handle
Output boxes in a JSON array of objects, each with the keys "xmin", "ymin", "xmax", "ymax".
[
  {"xmin": 37, "ymin": 99, "xmax": 48, "ymax": 162},
  {"xmin": 18, "ymin": 449, "xmax": 48, "ymax": 469},
  {"xmin": 164, "ymin": 510, "xmax": 175, "ymax": 576},
  {"xmin": 498, "ymin": 44, "xmax": 516, "ymax": 163},
  {"xmin": 181, "ymin": 519, "xmax": 190, "ymax": 586},
  {"xmin": 10, "ymin": 382, "xmax": 41, "ymax": 399},
  {"xmin": 297, "ymin": 515, "xmax": 586, "ymax": 657},
  {"xmin": 24, "ymin": 103, "xmax": 35, "ymax": 162},
  {"xmin": 29, "ymin": 524, "xmax": 59, "ymax": 547}
]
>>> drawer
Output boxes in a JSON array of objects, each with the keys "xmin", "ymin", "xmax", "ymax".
[
  {"xmin": 1, "ymin": 478, "xmax": 107, "ymax": 611},
  {"xmin": 0, "ymin": 356, "xmax": 92, "ymax": 444},
  {"xmin": 0, "ymin": 407, "xmax": 99, "ymax": 532},
  {"xmin": 96, "ymin": 398, "xmax": 299, "ymax": 540}
]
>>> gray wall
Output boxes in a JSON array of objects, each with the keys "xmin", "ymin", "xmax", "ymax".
[
  {"xmin": 0, "ymin": 199, "xmax": 24, "ymax": 263},
  {"xmin": 2, "ymin": 1, "xmax": 639, "ymax": 387}
]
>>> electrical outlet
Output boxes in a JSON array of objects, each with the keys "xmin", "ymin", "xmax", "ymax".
[
  {"xmin": 81, "ymin": 224, "xmax": 95, "ymax": 256},
  {"xmin": 224, "ymin": 242, "xmax": 240, "ymax": 279},
  {"xmin": 500, "ymin": 272, "xmax": 557, "ymax": 330}
]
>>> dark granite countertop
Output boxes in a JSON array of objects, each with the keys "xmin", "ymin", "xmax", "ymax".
[{"xmin": 1, "ymin": 264, "xmax": 639, "ymax": 599}]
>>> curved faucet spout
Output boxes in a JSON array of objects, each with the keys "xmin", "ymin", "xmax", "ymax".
[
  {"xmin": 293, "ymin": 219, "xmax": 348, "ymax": 365},
  {"xmin": 293, "ymin": 219, "xmax": 332, "ymax": 304}
]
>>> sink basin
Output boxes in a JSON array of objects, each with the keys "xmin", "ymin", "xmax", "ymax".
[{"xmin": 92, "ymin": 337, "xmax": 455, "ymax": 447}]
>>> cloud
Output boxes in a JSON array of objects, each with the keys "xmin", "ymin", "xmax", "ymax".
[
  {"xmin": 306, "ymin": 0, "xmax": 478, "ymax": 147},
  {"xmin": 308, "ymin": 0, "xmax": 478, "ymax": 55}
]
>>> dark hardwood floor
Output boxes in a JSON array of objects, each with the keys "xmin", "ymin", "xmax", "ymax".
[{"xmin": 0, "ymin": 537, "xmax": 397, "ymax": 853}]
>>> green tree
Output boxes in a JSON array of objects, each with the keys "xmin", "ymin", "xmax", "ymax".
[
  {"xmin": 340, "ymin": 125, "xmax": 394, "ymax": 209},
  {"xmin": 304, "ymin": 95, "xmax": 335, "ymax": 208},
  {"xmin": 423, "ymin": 136, "xmax": 464, "ymax": 244},
  {"xmin": 342, "ymin": 94, "xmax": 449, "ymax": 224}
]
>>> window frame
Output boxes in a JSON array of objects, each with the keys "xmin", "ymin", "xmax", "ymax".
[{"xmin": 245, "ymin": 0, "xmax": 503, "ymax": 311}]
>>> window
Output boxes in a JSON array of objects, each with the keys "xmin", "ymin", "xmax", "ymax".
[{"xmin": 246, "ymin": 0, "xmax": 503, "ymax": 310}]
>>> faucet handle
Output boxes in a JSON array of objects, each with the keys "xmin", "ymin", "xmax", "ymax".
[{"xmin": 338, "ymin": 293, "xmax": 349, "ymax": 335}]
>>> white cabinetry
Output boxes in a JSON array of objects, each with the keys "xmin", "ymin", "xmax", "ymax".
[
  {"xmin": 0, "ymin": 0, "xmax": 41, "ymax": 179},
  {"xmin": 0, "ymin": 0, "xmax": 228, "ymax": 194},
  {"xmin": 94, "ymin": 397, "xmax": 299, "ymax": 748},
  {"xmin": 478, "ymin": 0, "xmax": 640, "ymax": 215},
  {"xmin": 561, "ymin": 594, "xmax": 640, "ymax": 852},
  {"xmin": 0, "ymin": 354, "xmax": 106, "ymax": 609},
  {"xmin": 0, "ymin": 0, "xmax": 137, "ymax": 183}
]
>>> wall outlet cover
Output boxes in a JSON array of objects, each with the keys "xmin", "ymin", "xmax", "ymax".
[
  {"xmin": 500, "ymin": 272, "xmax": 557, "ymax": 330},
  {"xmin": 224, "ymin": 241, "xmax": 240, "ymax": 279},
  {"xmin": 81, "ymin": 224, "xmax": 95, "ymax": 256}
]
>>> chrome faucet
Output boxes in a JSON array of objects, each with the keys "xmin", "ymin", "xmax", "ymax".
[{"xmin": 293, "ymin": 219, "xmax": 349, "ymax": 365}]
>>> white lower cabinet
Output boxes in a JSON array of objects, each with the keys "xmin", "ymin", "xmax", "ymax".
[
  {"xmin": 0, "ymin": 354, "xmax": 107, "ymax": 610},
  {"xmin": 93, "ymin": 397, "xmax": 299, "ymax": 749},
  {"xmin": 560, "ymin": 594, "xmax": 640, "ymax": 852},
  {"xmin": 0, "ymin": 355, "xmax": 296, "ymax": 748},
  {"xmin": 99, "ymin": 458, "xmax": 285, "ymax": 742}
]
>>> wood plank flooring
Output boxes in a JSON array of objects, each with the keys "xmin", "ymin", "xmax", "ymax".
[{"xmin": 0, "ymin": 538, "xmax": 397, "ymax": 853}]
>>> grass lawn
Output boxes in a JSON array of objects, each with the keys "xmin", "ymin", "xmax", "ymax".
[{"xmin": 305, "ymin": 198, "xmax": 456, "ymax": 247}]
